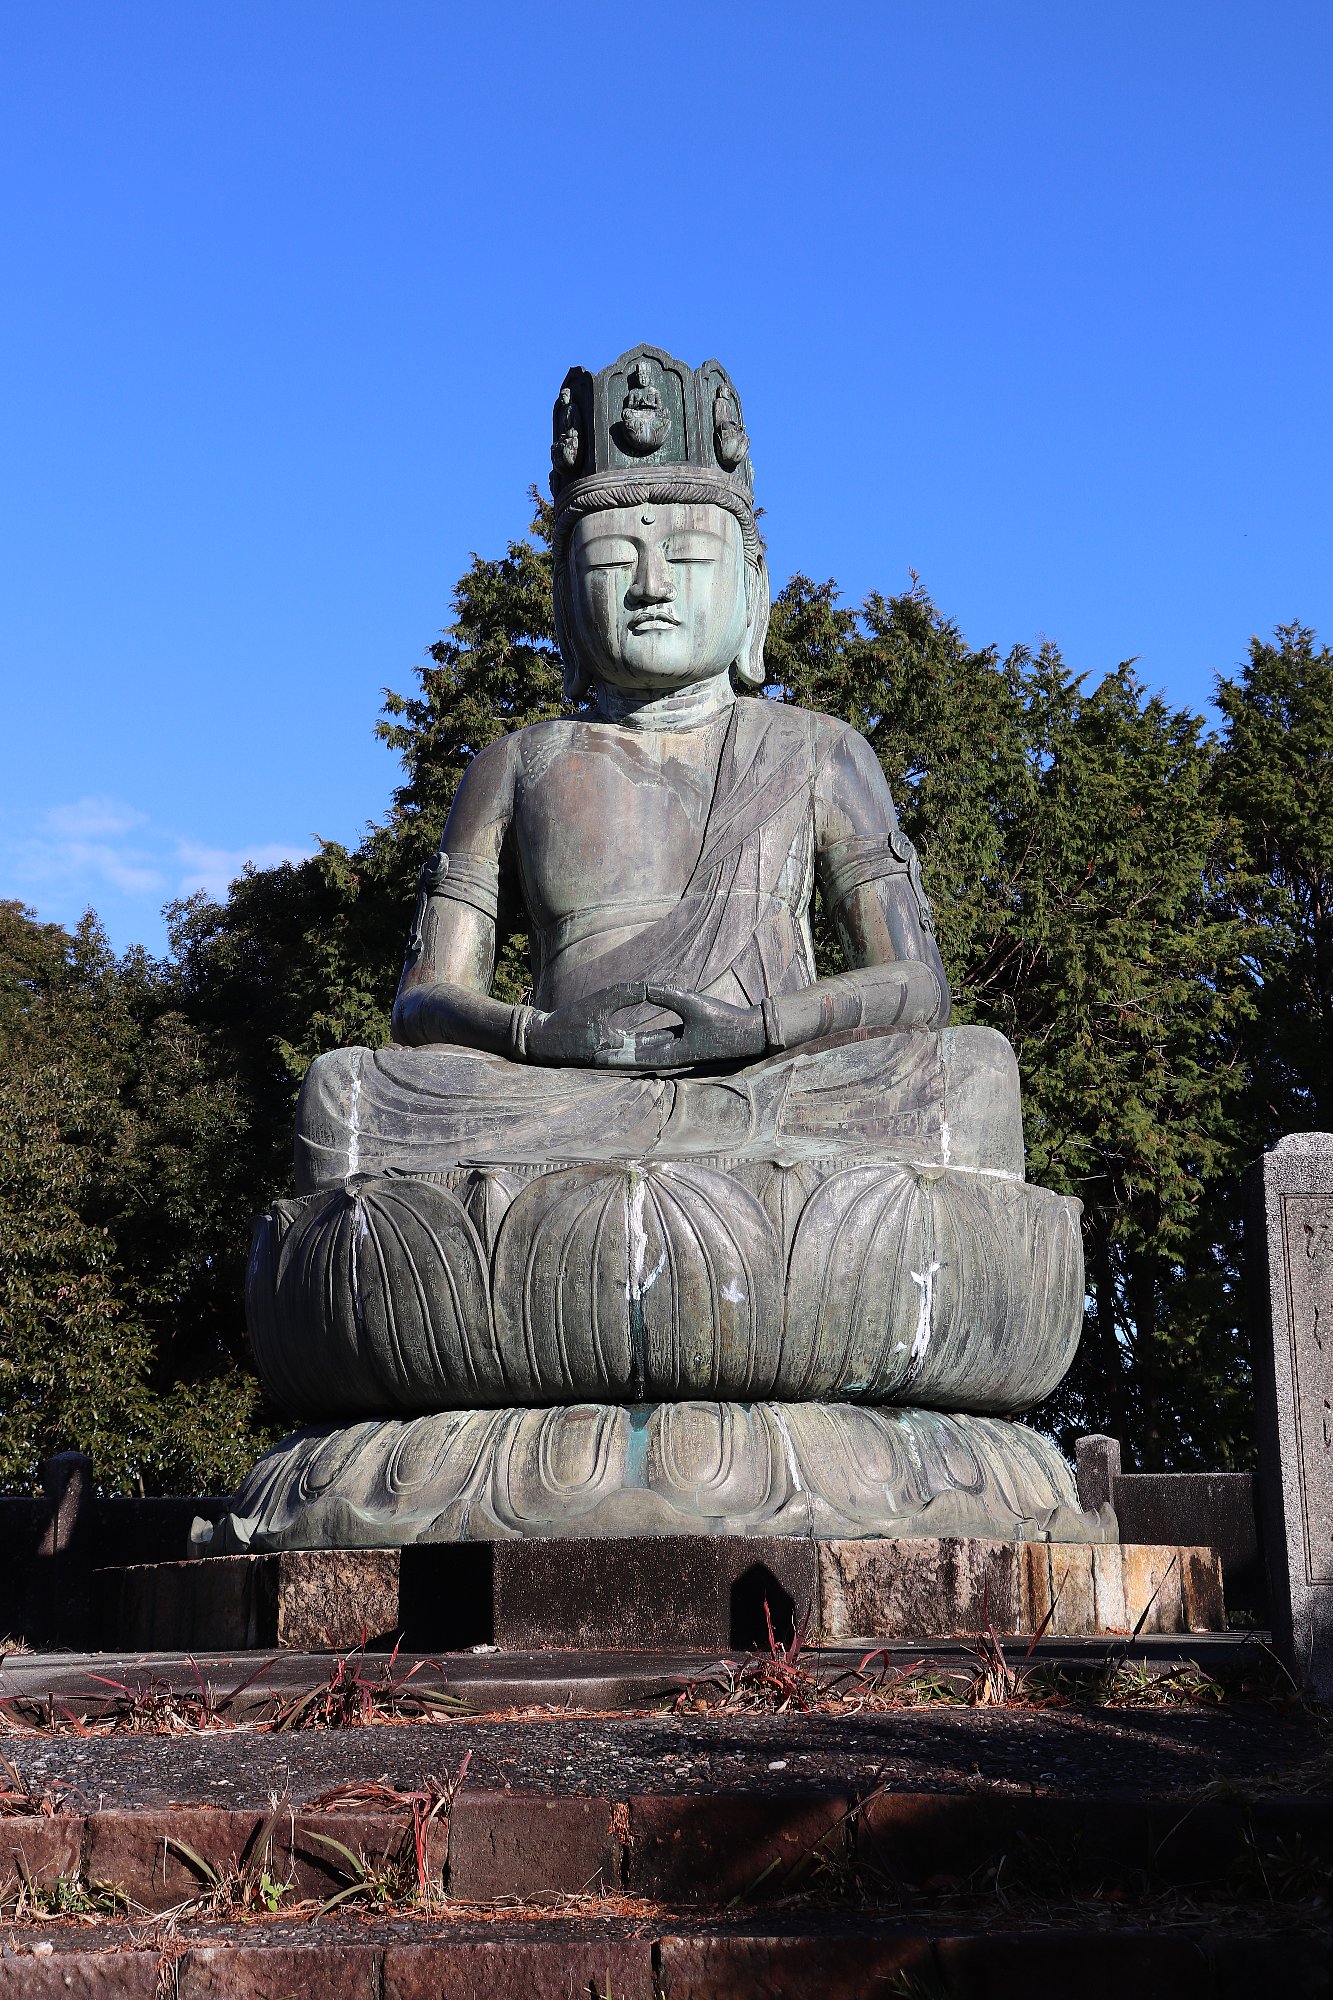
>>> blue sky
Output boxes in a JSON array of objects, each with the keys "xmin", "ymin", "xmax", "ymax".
[{"xmin": 2, "ymin": 1, "xmax": 1329, "ymax": 956}]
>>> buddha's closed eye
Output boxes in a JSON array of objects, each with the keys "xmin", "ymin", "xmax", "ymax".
[
  {"xmin": 580, "ymin": 531, "xmax": 728, "ymax": 570},
  {"xmin": 580, "ymin": 538, "xmax": 637, "ymax": 570},
  {"xmin": 664, "ymin": 534, "xmax": 723, "ymax": 564}
]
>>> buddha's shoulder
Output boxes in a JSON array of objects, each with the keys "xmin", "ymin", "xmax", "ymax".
[
  {"xmin": 749, "ymin": 701, "xmax": 870, "ymax": 761},
  {"xmin": 480, "ymin": 717, "xmax": 573, "ymax": 749},
  {"xmin": 461, "ymin": 718, "xmax": 579, "ymax": 782},
  {"xmin": 504, "ymin": 716, "xmax": 608, "ymax": 775},
  {"xmin": 473, "ymin": 707, "xmax": 870, "ymax": 767}
]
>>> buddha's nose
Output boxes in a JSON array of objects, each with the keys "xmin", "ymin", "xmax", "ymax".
[{"xmin": 629, "ymin": 542, "xmax": 676, "ymax": 603}]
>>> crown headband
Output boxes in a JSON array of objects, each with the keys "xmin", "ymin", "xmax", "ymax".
[
  {"xmin": 549, "ymin": 345, "xmax": 755, "ymax": 533},
  {"xmin": 550, "ymin": 471, "xmax": 762, "ymax": 572}
]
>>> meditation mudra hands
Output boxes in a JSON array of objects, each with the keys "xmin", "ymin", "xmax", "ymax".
[
  {"xmin": 517, "ymin": 958, "xmax": 947, "ymax": 1070},
  {"xmin": 522, "ymin": 983, "xmax": 765, "ymax": 1071}
]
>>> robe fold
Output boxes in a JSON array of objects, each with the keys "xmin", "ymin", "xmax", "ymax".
[{"xmin": 547, "ymin": 700, "xmax": 821, "ymax": 1012}]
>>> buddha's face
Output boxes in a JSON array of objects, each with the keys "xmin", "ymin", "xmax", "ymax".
[{"xmin": 567, "ymin": 501, "xmax": 749, "ymax": 692}]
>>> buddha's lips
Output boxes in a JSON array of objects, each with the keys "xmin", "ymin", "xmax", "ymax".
[{"xmin": 629, "ymin": 612, "xmax": 681, "ymax": 632}]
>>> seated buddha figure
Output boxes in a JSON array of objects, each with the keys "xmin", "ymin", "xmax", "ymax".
[
  {"xmin": 297, "ymin": 348, "xmax": 1020, "ymax": 1190},
  {"xmin": 229, "ymin": 347, "xmax": 1094, "ymax": 1550}
]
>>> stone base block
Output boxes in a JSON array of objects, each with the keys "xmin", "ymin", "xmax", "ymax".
[
  {"xmin": 99, "ymin": 1533, "xmax": 1225, "ymax": 1652},
  {"xmin": 819, "ymin": 1536, "xmax": 1225, "ymax": 1639},
  {"xmin": 96, "ymin": 1546, "xmax": 405, "ymax": 1652}
]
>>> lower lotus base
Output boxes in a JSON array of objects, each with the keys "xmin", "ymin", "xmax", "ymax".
[{"xmin": 207, "ymin": 1401, "xmax": 1113, "ymax": 1552}]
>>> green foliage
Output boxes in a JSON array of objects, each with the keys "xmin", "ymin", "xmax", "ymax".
[
  {"xmin": 1214, "ymin": 623, "xmax": 1333, "ymax": 1135},
  {"xmin": 0, "ymin": 905, "xmax": 154, "ymax": 1488},
  {"xmin": 376, "ymin": 493, "xmax": 563, "ymax": 834},
  {"xmin": 0, "ymin": 902, "xmax": 273, "ymax": 1492},
  {"xmin": 0, "ymin": 506, "xmax": 1326, "ymax": 1489},
  {"xmin": 766, "ymin": 578, "xmax": 1261, "ymax": 1465}
]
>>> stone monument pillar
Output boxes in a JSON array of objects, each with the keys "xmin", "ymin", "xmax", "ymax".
[
  {"xmin": 1247, "ymin": 1132, "xmax": 1333, "ymax": 1698},
  {"xmin": 210, "ymin": 345, "xmax": 1111, "ymax": 1554}
]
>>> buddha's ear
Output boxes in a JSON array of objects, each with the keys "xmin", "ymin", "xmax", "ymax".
[
  {"xmin": 553, "ymin": 555, "xmax": 591, "ymax": 702},
  {"xmin": 734, "ymin": 553, "xmax": 771, "ymax": 689}
]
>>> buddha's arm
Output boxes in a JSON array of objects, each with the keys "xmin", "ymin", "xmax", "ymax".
[
  {"xmin": 391, "ymin": 735, "xmax": 652, "ymax": 1066},
  {"xmin": 391, "ymin": 736, "xmax": 525, "ymax": 1056},
  {"xmin": 763, "ymin": 722, "xmax": 951, "ymax": 1051}
]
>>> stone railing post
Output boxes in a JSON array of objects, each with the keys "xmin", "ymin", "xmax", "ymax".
[
  {"xmin": 1246, "ymin": 1133, "xmax": 1333, "ymax": 1698},
  {"xmin": 35, "ymin": 1450, "xmax": 93, "ymax": 1648},
  {"xmin": 1075, "ymin": 1434, "xmax": 1122, "ymax": 1516}
]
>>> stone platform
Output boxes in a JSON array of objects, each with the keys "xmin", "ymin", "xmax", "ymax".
[
  {"xmin": 0, "ymin": 1632, "xmax": 1261, "ymax": 1720},
  {"xmin": 96, "ymin": 1534, "xmax": 1225, "ymax": 1653},
  {"xmin": 2, "ymin": 1917, "xmax": 1322, "ymax": 1999}
]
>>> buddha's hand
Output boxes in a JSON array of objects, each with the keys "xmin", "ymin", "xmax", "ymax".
[
  {"xmin": 521, "ymin": 984, "xmax": 649, "ymax": 1067},
  {"xmin": 632, "ymin": 985, "xmax": 766, "ymax": 1069}
]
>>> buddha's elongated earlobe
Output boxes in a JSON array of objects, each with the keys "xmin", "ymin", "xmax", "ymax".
[
  {"xmin": 734, "ymin": 554, "xmax": 771, "ymax": 687},
  {"xmin": 553, "ymin": 558, "xmax": 590, "ymax": 701}
]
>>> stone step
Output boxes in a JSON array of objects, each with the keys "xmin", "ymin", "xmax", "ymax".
[
  {"xmin": 0, "ymin": 1922, "xmax": 1328, "ymax": 1998},
  {"xmin": 4, "ymin": 1674, "xmax": 1327, "ymax": 1990},
  {"xmin": 4, "ymin": 1647, "xmax": 1314, "ymax": 1807},
  {"xmin": 2, "ymin": 1787, "xmax": 1331, "ymax": 1913},
  {"xmin": 93, "ymin": 1534, "xmax": 1226, "ymax": 1653},
  {"xmin": 0, "ymin": 1632, "xmax": 1259, "ymax": 1723}
]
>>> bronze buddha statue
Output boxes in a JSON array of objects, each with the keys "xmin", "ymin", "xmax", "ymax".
[{"xmin": 219, "ymin": 346, "xmax": 1103, "ymax": 1550}]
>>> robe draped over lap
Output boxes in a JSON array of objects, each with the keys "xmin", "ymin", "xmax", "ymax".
[{"xmin": 294, "ymin": 1026, "xmax": 946, "ymax": 1190}]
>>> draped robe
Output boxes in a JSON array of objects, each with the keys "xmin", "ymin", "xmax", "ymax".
[
  {"xmin": 293, "ymin": 701, "xmax": 1012, "ymax": 1192},
  {"xmin": 544, "ymin": 699, "xmax": 821, "ymax": 1016}
]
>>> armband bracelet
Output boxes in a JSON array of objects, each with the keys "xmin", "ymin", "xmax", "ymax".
[
  {"xmin": 760, "ymin": 996, "xmax": 786, "ymax": 1054},
  {"xmin": 822, "ymin": 831, "xmax": 937, "ymax": 938},
  {"xmin": 510, "ymin": 1004, "xmax": 538, "ymax": 1060}
]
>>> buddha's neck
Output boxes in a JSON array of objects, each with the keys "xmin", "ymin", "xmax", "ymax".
[{"xmin": 591, "ymin": 675, "xmax": 735, "ymax": 732}]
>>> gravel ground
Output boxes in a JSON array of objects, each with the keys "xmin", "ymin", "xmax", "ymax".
[{"xmin": 5, "ymin": 1702, "xmax": 1328, "ymax": 1812}]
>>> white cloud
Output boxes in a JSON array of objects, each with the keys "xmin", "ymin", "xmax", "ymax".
[
  {"xmin": 8, "ymin": 797, "xmax": 166, "ymax": 897},
  {"xmin": 55, "ymin": 842, "xmax": 166, "ymax": 897},
  {"xmin": 0, "ymin": 795, "xmax": 316, "ymax": 940},
  {"xmin": 175, "ymin": 840, "xmax": 315, "ymax": 900},
  {"xmin": 44, "ymin": 796, "xmax": 150, "ymax": 841}
]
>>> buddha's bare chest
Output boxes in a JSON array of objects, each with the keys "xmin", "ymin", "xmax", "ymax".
[{"xmin": 513, "ymin": 730, "xmax": 720, "ymax": 920}]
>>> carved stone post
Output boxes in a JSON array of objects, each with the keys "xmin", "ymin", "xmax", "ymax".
[
  {"xmin": 1075, "ymin": 1434, "xmax": 1122, "ymax": 1515},
  {"xmin": 1246, "ymin": 1133, "xmax": 1333, "ymax": 1697},
  {"xmin": 35, "ymin": 1450, "xmax": 93, "ymax": 1648}
]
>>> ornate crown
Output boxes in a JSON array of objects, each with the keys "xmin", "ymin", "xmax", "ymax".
[{"xmin": 549, "ymin": 344, "xmax": 754, "ymax": 524}]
